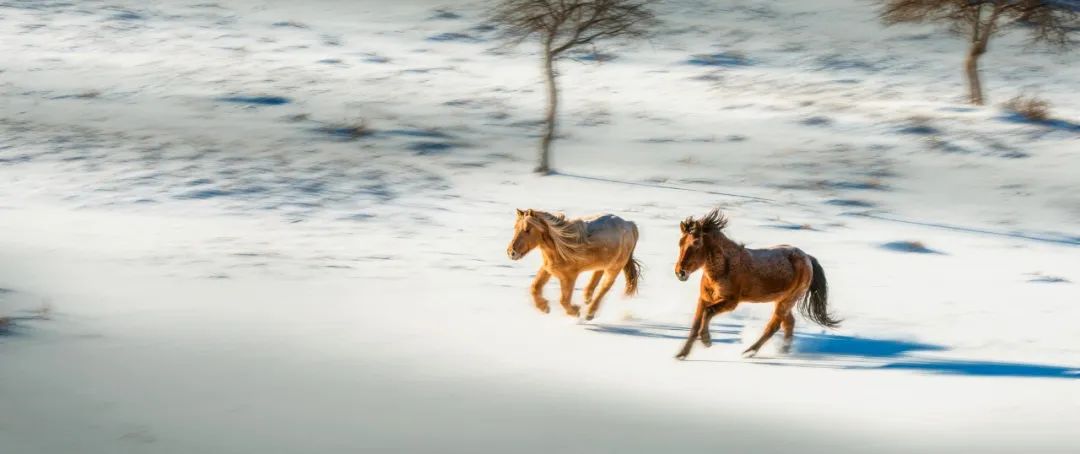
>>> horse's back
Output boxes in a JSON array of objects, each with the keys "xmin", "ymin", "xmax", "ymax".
[
  {"xmin": 736, "ymin": 245, "xmax": 810, "ymax": 300},
  {"xmin": 583, "ymin": 213, "xmax": 632, "ymax": 233},
  {"xmin": 746, "ymin": 245, "xmax": 811, "ymax": 275},
  {"xmin": 756, "ymin": 243, "xmax": 801, "ymax": 252},
  {"xmin": 582, "ymin": 214, "xmax": 638, "ymax": 248}
]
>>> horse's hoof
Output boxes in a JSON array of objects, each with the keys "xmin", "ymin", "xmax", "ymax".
[
  {"xmin": 742, "ymin": 349, "xmax": 758, "ymax": 359},
  {"xmin": 675, "ymin": 353, "xmax": 688, "ymax": 361},
  {"xmin": 536, "ymin": 305, "xmax": 550, "ymax": 314},
  {"xmin": 780, "ymin": 344, "xmax": 792, "ymax": 354},
  {"xmin": 700, "ymin": 338, "xmax": 712, "ymax": 348},
  {"xmin": 565, "ymin": 305, "xmax": 581, "ymax": 317},
  {"xmin": 585, "ymin": 313, "xmax": 595, "ymax": 321}
]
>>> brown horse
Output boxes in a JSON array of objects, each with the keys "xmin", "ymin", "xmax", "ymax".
[
  {"xmin": 673, "ymin": 209, "xmax": 839, "ymax": 360},
  {"xmin": 507, "ymin": 209, "xmax": 642, "ymax": 320}
]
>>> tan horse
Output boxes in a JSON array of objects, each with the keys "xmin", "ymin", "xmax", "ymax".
[
  {"xmin": 673, "ymin": 209, "xmax": 839, "ymax": 360},
  {"xmin": 507, "ymin": 209, "xmax": 642, "ymax": 320}
]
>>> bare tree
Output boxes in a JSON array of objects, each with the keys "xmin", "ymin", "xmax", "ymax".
[
  {"xmin": 490, "ymin": 0, "xmax": 657, "ymax": 174},
  {"xmin": 880, "ymin": 0, "xmax": 1078, "ymax": 105}
]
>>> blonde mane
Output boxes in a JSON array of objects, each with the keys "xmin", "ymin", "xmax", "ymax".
[{"xmin": 528, "ymin": 211, "xmax": 590, "ymax": 262}]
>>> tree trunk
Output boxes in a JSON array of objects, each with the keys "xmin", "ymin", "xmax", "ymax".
[
  {"xmin": 964, "ymin": 5, "xmax": 997, "ymax": 106},
  {"xmin": 537, "ymin": 45, "xmax": 558, "ymax": 174},
  {"xmin": 965, "ymin": 47, "xmax": 984, "ymax": 105}
]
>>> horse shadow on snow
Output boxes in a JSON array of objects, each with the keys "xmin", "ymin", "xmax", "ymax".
[{"xmin": 586, "ymin": 321, "xmax": 1080, "ymax": 380}]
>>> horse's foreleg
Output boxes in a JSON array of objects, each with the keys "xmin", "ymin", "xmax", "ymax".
[
  {"xmin": 557, "ymin": 274, "xmax": 581, "ymax": 317},
  {"xmin": 583, "ymin": 270, "xmax": 618, "ymax": 321},
  {"xmin": 583, "ymin": 271, "xmax": 603, "ymax": 305},
  {"xmin": 676, "ymin": 299, "xmax": 707, "ymax": 360},
  {"xmin": 699, "ymin": 300, "xmax": 736, "ymax": 348},
  {"xmin": 530, "ymin": 269, "xmax": 552, "ymax": 314}
]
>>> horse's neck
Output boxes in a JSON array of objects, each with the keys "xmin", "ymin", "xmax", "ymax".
[
  {"xmin": 536, "ymin": 220, "xmax": 586, "ymax": 265},
  {"xmin": 535, "ymin": 230, "xmax": 563, "ymax": 264},
  {"xmin": 704, "ymin": 234, "xmax": 742, "ymax": 280}
]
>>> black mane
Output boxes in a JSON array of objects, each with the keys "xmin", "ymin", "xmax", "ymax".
[{"xmin": 698, "ymin": 208, "xmax": 728, "ymax": 232}]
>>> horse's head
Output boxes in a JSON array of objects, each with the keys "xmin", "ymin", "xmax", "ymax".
[
  {"xmin": 675, "ymin": 209, "xmax": 727, "ymax": 281},
  {"xmin": 508, "ymin": 209, "xmax": 543, "ymax": 260},
  {"xmin": 675, "ymin": 218, "xmax": 706, "ymax": 281}
]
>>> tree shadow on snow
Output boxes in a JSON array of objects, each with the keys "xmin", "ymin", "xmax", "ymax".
[
  {"xmin": 0, "ymin": 313, "xmax": 49, "ymax": 337},
  {"xmin": 587, "ymin": 320, "xmax": 1080, "ymax": 380},
  {"xmin": 998, "ymin": 113, "xmax": 1080, "ymax": 133}
]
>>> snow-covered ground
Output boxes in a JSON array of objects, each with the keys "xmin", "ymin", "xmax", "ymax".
[{"xmin": 1, "ymin": 0, "xmax": 1078, "ymax": 452}]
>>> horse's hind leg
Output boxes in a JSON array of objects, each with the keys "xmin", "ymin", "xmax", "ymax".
[
  {"xmin": 780, "ymin": 256, "xmax": 811, "ymax": 353},
  {"xmin": 743, "ymin": 314, "xmax": 783, "ymax": 358},
  {"xmin": 584, "ymin": 269, "xmax": 618, "ymax": 321},
  {"xmin": 744, "ymin": 298, "xmax": 797, "ymax": 358},
  {"xmin": 583, "ymin": 271, "xmax": 603, "ymax": 304},
  {"xmin": 780, "ymin": 311, "xmax": 796, "ymax": 353}
]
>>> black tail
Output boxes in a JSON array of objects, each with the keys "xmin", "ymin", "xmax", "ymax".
[
  {"xmin": 799, "ymin": 255, "xmax": 840, "ymax": 328},
  {"xmin": 623, "ymin": 253, "xmax": 642, "ymax": 296}
]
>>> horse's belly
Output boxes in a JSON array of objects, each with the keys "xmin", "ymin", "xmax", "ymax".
[
  {"xmin": 740, "ymin": 276, "xmax": 800, "ymax": 302},
  {"xmin": 742, "ymin": 291, "xmax": 791, "ymax": 304},
  {"xmin": 585, "ymin": 242, "xmax": 625, "ymax": 259},
  {"xmin": 578, "ymin": 253, "xmax": 621, "ymax": 272}
]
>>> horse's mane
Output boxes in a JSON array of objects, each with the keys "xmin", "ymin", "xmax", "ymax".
[
  {"xmin": 528, "ymin": 210, "xmax": 589, "ymax": 262},
  {"xmin": 683, "ymin": 208, "xmax": 729, "ymax": 235},
  {"xmin": 698, "ymin": 208, "xmax": 728, "ymax": 232}
]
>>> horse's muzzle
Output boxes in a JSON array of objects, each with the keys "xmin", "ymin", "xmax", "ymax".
[
  {"xmin": 508, "ymin": 250, "xmax": 522, "ymax": 261},
  {"xmin": 675, "ymin": 270, "xmax": 689, "ymax": 281}
]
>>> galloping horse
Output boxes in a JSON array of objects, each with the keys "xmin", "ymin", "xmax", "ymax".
[
  {"xmin": 507, "ymin": 209, "xmax": 642, "ymax": 320},
  {"xmin": 673, "ymin": 209, "xmax": 839, "ymax": 359}
]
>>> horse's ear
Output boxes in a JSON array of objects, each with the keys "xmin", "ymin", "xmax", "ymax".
[
  {"xmin": 516, "ymin": 208, "xmax": 525, "ymax": 218},
  {"xmin": 680, "ymin": 218, "xmax": 692, "ymax": 234},
  {"xmin": 525, "ymin": 209, "xmax": 534, "ymax": 217}
]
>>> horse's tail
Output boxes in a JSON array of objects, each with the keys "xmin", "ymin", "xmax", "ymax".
[
  {"xmin": 623, "ymin": 223, "xmax": 642, "ymax": 296},
  {"xmin": 623, "ymin": 254, "xmax": 642, "ymax": 296},
  {"xmin": 799, "ymin": 255, "xmax": 841, "ymax": 328}
]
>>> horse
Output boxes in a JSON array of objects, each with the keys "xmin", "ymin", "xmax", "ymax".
[
  {"xmin": 507, "ymin": 209, "xmax": 642, "ymax": 320},
  {"xmin": 673, "ymin": 209, "xmax": 839, "ymax": 360}
]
